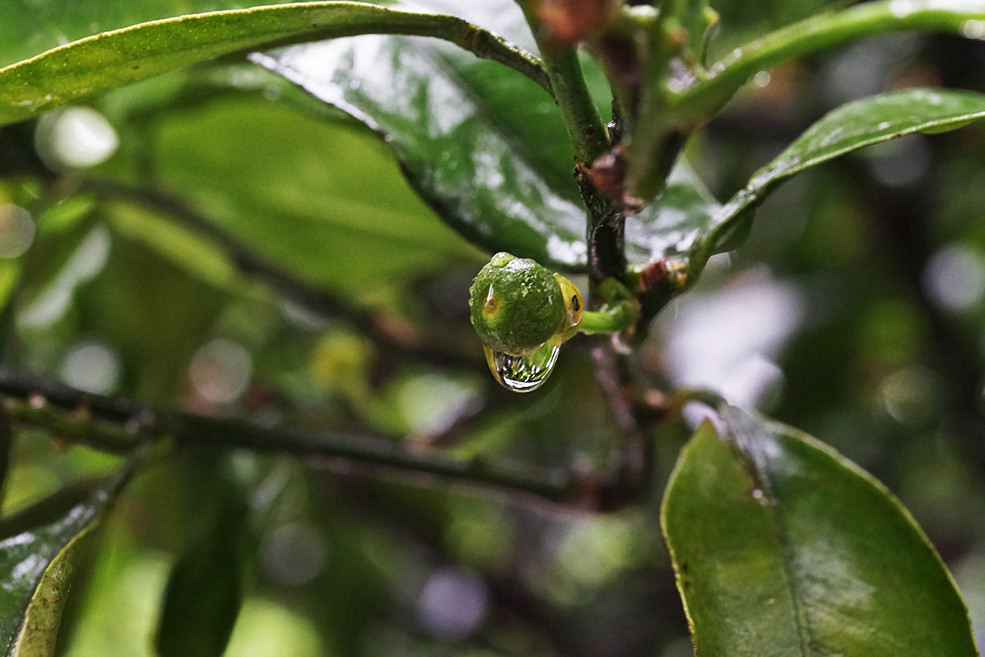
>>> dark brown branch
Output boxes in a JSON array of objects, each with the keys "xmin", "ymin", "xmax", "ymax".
[
  {"xmin": 578, "ymin": 170, "xmax": 628, "ymax": 291},
  {"xmin": 0, "ymin": 368, "xmax": 590, "ymax": 506}
]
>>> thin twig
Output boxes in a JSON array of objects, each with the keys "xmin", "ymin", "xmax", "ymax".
[
  {"xmin": 591, "ymin": 344, "xmax": 645, "ymax": 472},
  {"xmin": 0, "ymin": 368, "xmax": 588, "ymax": 506},
  {"xmin": 514, "ymin": 1, "xmax": 609, "ymax": 166},
  {"xmin": 513, "ymin": 1, "xmax": 626, "ymax": 292}
]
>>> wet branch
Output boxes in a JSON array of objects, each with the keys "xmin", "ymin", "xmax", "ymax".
[{"xmin": 0, "ymin": 368, "xmax": 595, "ymax": 506}]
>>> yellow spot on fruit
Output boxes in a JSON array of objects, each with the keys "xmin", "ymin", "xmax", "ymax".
[{"xmin": 483, "ymin": 286, "xmax": 498, "ymax": 314}]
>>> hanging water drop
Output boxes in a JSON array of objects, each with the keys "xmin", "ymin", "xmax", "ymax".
[{"xmin": 483, "ymin": 342, "xmax": 560, "ymax": 393}]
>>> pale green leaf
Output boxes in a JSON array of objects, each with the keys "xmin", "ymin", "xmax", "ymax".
[{"xmin": 0, "ymin": 2, "xmax": 546, "ymax": 127}]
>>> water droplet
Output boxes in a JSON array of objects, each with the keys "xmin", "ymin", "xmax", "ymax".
[{"xmin": 483, "ymin": 342, "xmax": 559, "ymax": 393}]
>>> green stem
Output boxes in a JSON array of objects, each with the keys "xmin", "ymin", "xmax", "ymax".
[
  {"xmin": 544, "ymin": 49, "xmax": 611, "ymax": 163},
  {"xmin": 515, "ymin": 1, "xmax": 624, "ymax": 300},
  {"xmin": 578, "ymin": 303, "xmax": 639, "ymax": 334},
  {"xmin": 2, "ymin": 396, "xmax": 142, "ymax": 454},
  {"xmin": 622, "ymin": 0, "xmax": 697, "ymax": 205},
  {"xmin": 672, "ymin": 0, "xmax": 985, "ymax": 121},
  {"xmin": 516, "ymin": 2, "xmax": 609, "ymax": 164},
  {"xmin": 577, "ymin": 277, "xmax": 641, "ymax": 334}
]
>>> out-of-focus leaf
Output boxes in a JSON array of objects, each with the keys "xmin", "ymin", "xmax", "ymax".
[
  {"xmin": 0, "ymin": 454, "xmax": 141, "ymax": 656},
  {"xmin": 73, "ymin": 226, "xmax": 226, "ymax": 400},
  {"xmin": 0, "ymin": 2, "xmax": 546, "ymax": 127},
  {"xmin": 154, "ymin": 499, "xmax": 247, "ymax": 657},
  {"xmin": 661, "ymin": 407, "xmax": 978, "ymax": 657},
  {"xmin": 132, "ymin": 97, "xmax": 482, "ymax": 298},
  {"xmin": 0, "ymin": 420, "xmax": 10, "ymax": 518},
  {"xmin": 693, "ymin": 88, "xmax": 985, "ymax": 268},
  {"xmin": 18, "ymin": 225, "xmax": 111, "ymax": 331}
]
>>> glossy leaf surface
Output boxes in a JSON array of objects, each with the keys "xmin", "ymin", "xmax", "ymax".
[
  {"xmin": 255, "ymin": 6, "xmax": 721, "ymax": 270},
  {"xmin": 12, "ymin": 528, "xmax": 95, "ymax": 657},
  {"xmin": 662, "ymin": 408, "xmax": 978, "ymax": 657},
  {"xmin": 0, "ymin": 2, "xmax": 545, "ymax": 127},
  {"xmin": 0, "ymin": 457, "xmax": 140, "ymax": 656},
  {"xmin": 698, "ymin": 88, "xmax": 985, "ymax": 265},
  {"xmin": 627, "ymin": 164, "xmax": 721, "ymax": 263},
  {"xmin": 253, "ymin": 34, "xmax": 589, "ymax": 269},
  {"xmin": 3, "ymin": 0, "xmax": 725, "ymax": 271}
]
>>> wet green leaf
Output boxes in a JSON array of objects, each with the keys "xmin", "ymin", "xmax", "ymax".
[
  {"xmin": 255, "ymin": 6, "xmax": 720, "ymax": 271},
  {"xmin": 0, "ymin": 2, "xmax": 546, "ymax": 127},
  {"xmin": 627, "ymin": 163, "xmax": 721, "ymax": 264},
  {"xmin": 696, "ymin": 88, "xmax": 985, "ymax": 265},
  {"xmin": 12, "ymin": 528, "xmax": 95, "ymax": 657},
  {"xmin": 661, "ymin": 407, "xmax": 978, "ymax": 657},
  {"xmin": 6, "ymin": 0, "xmax": 719, "ymax": 273},
  {"xmin": 0, "ymin": 456, "xmax": 140, "ymax": 656},
  {"xmin": 254, "ymin": 32, "xmax": 588, "ymax": 270}
]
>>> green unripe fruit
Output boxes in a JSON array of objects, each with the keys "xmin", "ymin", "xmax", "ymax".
[{"xmin": 469, "ymin": 252, "xmax": 568, "ymax": 356}]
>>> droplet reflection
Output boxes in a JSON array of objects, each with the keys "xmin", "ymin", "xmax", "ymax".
[{"xmin": 484, "ymin": 342, "xmax": 559, "ymax": 393}]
